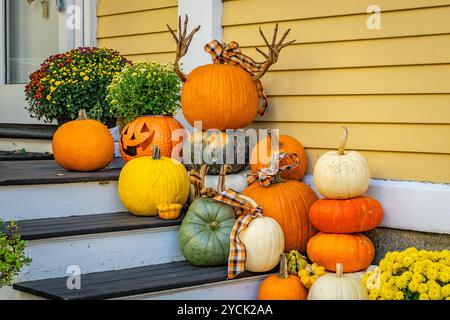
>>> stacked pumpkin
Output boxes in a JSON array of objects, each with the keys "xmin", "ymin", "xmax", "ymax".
[{"xmin": 307, "ymin": 127, "xmax": 383, "ymax": 274}]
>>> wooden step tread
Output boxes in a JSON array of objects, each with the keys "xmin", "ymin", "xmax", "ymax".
[
  {"xmin": 0, "ymin": 150, "xmax": 53, "ymax": 161},
  {"xmin": 13, "ymin": 261, "xmax": 267, "ymax": 300},
  {"xmin": 1, "ymin": 211, "xmax": 185, "ymax": 240},
  {"xmin": 0, "ymin": 158, "xmax": 124, "ymax": 186},
  {"xmin": 0, "ymin": 123, "xmax": 57, "ymax": 140}
]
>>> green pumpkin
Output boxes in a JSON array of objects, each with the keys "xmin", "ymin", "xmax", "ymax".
[{"xmin": 179, "ymin": 197, "xmax": 236, "ymax": 266}]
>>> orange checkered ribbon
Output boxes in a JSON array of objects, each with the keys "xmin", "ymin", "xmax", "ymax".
[
  {"xmin": 204, "ymin": 40, "xmax": 269, "ymax": 116},
  {"xmin": 212, "ymin": 189, "xmax": 263, "ymax": 279},
  {"xmin": 247, "ymin": 152, "xmax": 300, "ymax": 187}
]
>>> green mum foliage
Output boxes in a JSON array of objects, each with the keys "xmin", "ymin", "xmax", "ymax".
[
  {"xmin": 0, "ymin": 220, "xmax": 31, "ymax": 287},
  {"xmin": 107, "ymin": 61, "xmax": 181, "ymax": 123}
]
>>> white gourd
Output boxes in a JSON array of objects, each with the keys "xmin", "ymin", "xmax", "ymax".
[
  {"xmin": 308, "ymin": 263, "xmax": 369, "ymax": 300},
  {"xmin": 313, "ymin": 127, "xmax": 370, "ymax": 199}
]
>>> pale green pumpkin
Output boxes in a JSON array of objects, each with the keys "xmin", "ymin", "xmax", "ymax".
[{"xmin": 178, "ymin": 197, "xmax": 236, "ymax": 266}]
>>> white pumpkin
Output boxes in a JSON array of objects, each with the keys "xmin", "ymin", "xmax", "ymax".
[
  {"xmin": 313, "ymin": 127, "xmax": 370, "ymax": 199},
  {"xmin": 238, "ymin": 203, "xmax": 284, "ymax": 272},
  {"xmin": 188, "ymin": 170, "xmax": 250, "ymax": 203},
  {"xmin": 308, "ymin": 263, "xmax": 368, "ymax": 300}
]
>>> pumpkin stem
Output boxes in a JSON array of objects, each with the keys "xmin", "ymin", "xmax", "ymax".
[
  {"xmin": 279, "ymin": 253, "xmax": 289, "ymax": 279},
  {"xmin": 336, "ymin": 263, "xmax": 344, "ymax": 278},
  {"xmin": 210, "ymin": 221, "xmax": 218, "ymax": 230},
  {"xmin": 77, "ymin": 109, "xmax": 88, "ymax": 120},
  {"xmin": 338, "ymin": 127, "xmax": 348, "ymax": 155},
  {"xmin": 151, "ymin": 144, "xmax": 161, "ymax": 160},
  {"xmin": 217, "ymin": 164, "xmax": 233, "ymax": 194}
]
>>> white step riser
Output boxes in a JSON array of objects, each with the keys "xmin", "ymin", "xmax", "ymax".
[
  {"xmin": 119, "ymin": 276, "xmax": 268, "ymax": 300},
  {"xmin": 2, "ymin": 181, "xmax": 126, "ymax": 221},
  {"xmin": 20, "ymin": 227, "xmax": 183, "ymax": 281},
  {"xmin": 0, "ymin": 138, "xmax": 52, "ymax": 153}
]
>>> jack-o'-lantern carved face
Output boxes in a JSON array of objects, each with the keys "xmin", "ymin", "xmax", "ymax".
[{"xmin": 119, "ymin": 116, "xmax": 185, "ymax": 162}]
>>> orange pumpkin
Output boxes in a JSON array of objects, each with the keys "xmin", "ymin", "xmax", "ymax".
[
  {"xmin": 258, "ymin": 253, "xmax": 307, "ymax": 300},
  {"xmin": 307, "ymin": 233, "xmax": 375, "ymax": 273},
  {"xmin": 250, "ymin": 134, "xmax": 308, "ymax": 181},
  {"xmin": 243, "ymin": 180, "xmax": 318, "ymax": 253},
  {"xmin": 310, "ymin": 197, "xmax": 383, "ymax": 233},
  {"xmin": 119, "ymin": 116, "xmax": 184, "ymax": 162},
  {"xmin": 52, "ymin": 109, "xmax": 114, "ymax": 172},
  {"xmin": 181, "ymin": 64, "xmax": 259, "ymax": 130}
]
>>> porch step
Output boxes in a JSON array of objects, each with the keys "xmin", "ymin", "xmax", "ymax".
[
  {"xmin": 13, "ymin": 261, "xmax": 271, "ymax": 300},
  {"xmin": 2, "ymin": 212, "xmax": 185, "ymax": 281},
  {"xmin": 0, "ymin": 158, "xmax": 126, "ymax": 220},
  {"xmin": 0, "ymin": 123, "xmax": 56, "ymax": 154}
]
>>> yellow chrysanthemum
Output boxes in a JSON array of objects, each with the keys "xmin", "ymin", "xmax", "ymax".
[
  {"xmin": 428, "ymin": 288, "xmax": 441, "ymax": 300},
  {"xmin": 418, "ymin": 283, "xmax": 429, "ymax": 294},
  {"xmin": 395, "ymin": 291, "xmax": 404, "ymax": 300},
  {"xmin": 412, "ymin": 273, "xmax": 425, "ymax": 283},
  {"xmin": 408, "ymin": 281, "xmax": 419, "ymax": 292},
  {"xmin": 442, "ymin": 284, "xmax": 450, "ymax": 297},
  {"xmin": 83, "ymin": 76, "xmax": 89, "ymax": 81},
  {"xmin": 402, "ymin": 256, "xmax": 414, "ymax": 268},
  {"xmin": 427, "ymin": 269, "xmax": 439, "ymax": 281},
  {"xmin": 419, "ymin": 293, "xmax": 429, "ymax": 300},
  {"xmin": 368, "ymin": 290, "xmax": 379, "ymax": 300},
  {"xmin": 439, "ymin": 272, "xmax": 450, "ymax": 283},
  {"xmin": 46, "ymin": 95, "xmax": 52, "ymax": 100},
  {"xmin": 381, "ymin": 289, "xmax": 394, "ymax": 300}
]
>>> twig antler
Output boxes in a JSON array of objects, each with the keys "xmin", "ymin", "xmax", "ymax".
[
  {"xmin": 167, "ymin": 15, "xmax": 200, "ymax": 82},
  {"xmin": 253, "ymin": 23, "xmax": 295, "ymax": 81}
]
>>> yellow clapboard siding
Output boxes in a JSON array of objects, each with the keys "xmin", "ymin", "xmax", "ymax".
[
  {"xmin": 257, "ymin": 95, "xmax": 450, "ymax": 124},
  {"xmin": 222, "ymin": 6, "xmax": 450, "ymax": 46},
  {"xmin": 97, "ymin": 32, "xmax": 175, "ymax": 55},
  {"xmin": 304, "ymin": 149, "xmax": 450, "ymax": 183},
  {"xmin": 125, "ymin": 52, "xmax": 176, "ymax": 64},
  {"xmin": 97, "ymin": 0, "xmax": 177, "ymax": 16},
  {"xmin": 240, "ymin": 34, "xmax": 450, "ymax": 70},
  {"xmin": 97, "ymin": 7, "xmax": 177, "ymax": 38},
  {"xmin": 223, "ymin": 0, "xmax": 450, "ymax": 26},
  {"xmin": 251, "ymin": 122, "xmax": 450, "ymax": 154},
  {"xmin": 261, "ymin": 65, "xmax": 450, "ymax": 95}
]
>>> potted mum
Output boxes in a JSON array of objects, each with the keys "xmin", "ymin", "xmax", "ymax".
[
  {"xmin": 107, "ymin": 61, "xmax": 185, "ymax": 161},
  {"xmin": 0, "ymin": 220, "xmax": 31, "ymax": 298},
  {"xmin": 25, "ymin": 47, "xmax": 130, "ymax": 127}
]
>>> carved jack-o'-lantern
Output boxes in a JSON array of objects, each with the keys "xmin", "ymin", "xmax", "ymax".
[{"xmin": 119, "ymin": 116, "xmax": 184, "ymax": 162}]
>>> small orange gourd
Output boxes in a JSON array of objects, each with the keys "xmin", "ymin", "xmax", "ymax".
[
  {"xmin": 52, "ymin": 109, "xmax": 114, "ymax": 171},
  {"xmin": 258, "ymin": 253, "xmax": 307, "ymax": 300}
]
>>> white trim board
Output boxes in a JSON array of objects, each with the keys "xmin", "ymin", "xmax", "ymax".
[
  {"xmin": 175, "ymin": 0, "xmax": 223, "ymax": 132},
  {"xmin": 302, "ymin": 175, "xmax": 450, "ymax": 235}
]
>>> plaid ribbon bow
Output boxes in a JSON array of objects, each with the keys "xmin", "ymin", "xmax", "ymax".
[
  {"xmin": 204, "ymin": 40, "xmax": 269, "ymax": 116},
  {"xmin": 247, "ymin": 152, "xmax": 300, "ymax": 187},
  {"xmin": 212, "ymin": 189, "xmax": 263, "ymax": 279}
]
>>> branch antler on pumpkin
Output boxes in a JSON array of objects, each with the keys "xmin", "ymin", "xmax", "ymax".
[
  {"xmin": 167, "ymin": 15, "xmax": 201, "ymax": 82},
  {"xmin": 253, "ymin": 23, "xmax": 296, "ymax": 81}
]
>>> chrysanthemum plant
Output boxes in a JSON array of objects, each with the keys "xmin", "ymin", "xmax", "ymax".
[
  {"xmin": 0, "ymin": 220, "xmax": 31, "ymax": 287},
  {"xmin": 25, "ymin": 47, "xmax": 130, "ymax": 125},
  {"xmin": 107, "ymin": 61, "xmax": 181, "ymax": 124},
  {"xmin": 362, "ymin": 247, "xmax": 450, "ymax": 300}
]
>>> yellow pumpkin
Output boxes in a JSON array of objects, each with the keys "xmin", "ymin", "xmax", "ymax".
[{"xmin": 118, "ymin": 145, "xmax": 189, "ymax": 216}]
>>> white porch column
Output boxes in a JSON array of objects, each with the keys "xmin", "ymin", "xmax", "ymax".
[{"xmin": 175, "ymin": 0, "xmax": 223, "ymax": 131}]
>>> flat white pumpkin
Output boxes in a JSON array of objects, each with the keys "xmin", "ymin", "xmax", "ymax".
[
  {"xmin": 313, "ymin": 127, "xmax": 370, "ymax": 199},
  {"xmin": 308, "ymin": 263, "xmax": 368, "ymax": 300}
]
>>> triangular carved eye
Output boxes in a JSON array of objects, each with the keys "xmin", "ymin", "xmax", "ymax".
[
  {"xmin": 131, "ymin": 133, "xmax": 136, "ymax": 140},
  {"xmin": 124, "ymin": 127, "xmax": 128, "ymax": 135},
  {"xmin": 141, "ymin": 123, "xmax": 150, "ymax": 133}
]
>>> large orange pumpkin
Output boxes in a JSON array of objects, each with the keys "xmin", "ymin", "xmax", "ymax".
[
  {"xmin": 258, "ymin": 253, "xmax": 307, "ymax": 300},
  {"xmin": 243, "ymin": 180, "xmax": 318, "ymax": 253},
  {"xmin": 307, "ymin": 233, "xmax": 375, "ymax": 273},
  {"xmin": 250, "ymin": 134, "xmax": 308, "ymax": 181},
  {"xmin": 181, "ymin": 64, "xmax": 259, "ymax": 130},
  {"xmin": 119, "ymin": 116, "xmax": 184, "ymax": 162},
  {"xmin": 310, "ymin": 197, "xmax": 383, "ymax": 233},
  {"xmin": 52, "ymin": 109, "xmax": 114, "ymax": 171}
]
